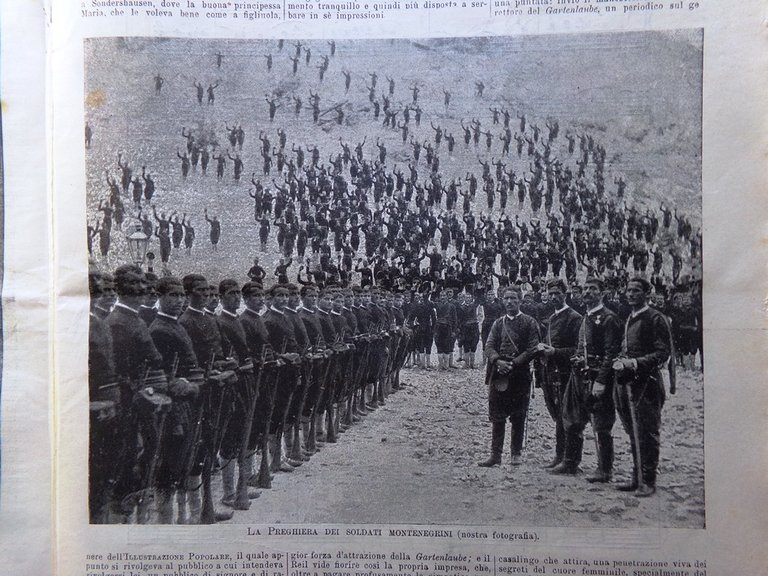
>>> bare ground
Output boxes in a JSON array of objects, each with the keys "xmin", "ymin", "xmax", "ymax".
[{"xmin": 218, "ymin": 363, "xmax": 705, "ymax": 528}]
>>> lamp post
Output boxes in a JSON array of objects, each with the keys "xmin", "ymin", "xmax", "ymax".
[{"xmin": 126, "ymin": 223, "xmax": 150, "ymax": 268}]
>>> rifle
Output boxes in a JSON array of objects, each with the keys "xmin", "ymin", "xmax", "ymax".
[
  {"xmin": 325, "ymin": 328, "xmax": 347, "ymax": 442},
  {"xmin": 307, "ymin": 343, "xmax": 335, "ymax": 452},
  {"xmin": 178, "ymin": 357, "xmax": 213, "ymax": 499},
  {"xmin": 234, "ymin": 347, "xmax": 268, "ymax": 510},
  {"xmin": 200, "ymin": 355, "xmax": 237, "ymax": 524},
  {"xmin": 134, "ymin": 371, "xmax": 173, "ymax": 523},
  {"xmin": 257, "ymin": 339, "xmax": 288, "ymax": 488},
  {"xmin": 290, "ymin": 344, "xmax": 317, "ymax": 462}
]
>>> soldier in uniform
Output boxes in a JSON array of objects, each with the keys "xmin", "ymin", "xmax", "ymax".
[
  {"xmin": 284, "ymin": 283, "xmax": 311, "ymax": 465},
  {"xmin": 565, "ymin": 276, "xmax": 622, "ymax": 483},
  {"xmin": 298, "ymin": 284, "xmax": 330, "ymax": 453},
  {"xmin": 479, "ymin": 287, "xmax": 540, "ymax": 467},
  {"xmin": 178, "ymin": 274, "xmax": 234, "ymax": 522},
  {"xmin": 434, "ymin": 288, "xmax": 457, "ymax": 370},
  {"xmin": 457, "ymin": 291, "xmax": 481, "ymax": 368},
  {"xmin": 216, "ymin": 279, "xmax": 262, "ymax": 508},
  {"xmin": 239, "ymin": 282, "xmax": 276, "ymax": 489},
  {"xmin": 88, "ymin": 270, "xmax": 117, "ymax": 523},
  {"xmin": 480, "ymin": 287, "xmax": 504, "ymax": 348},
  {"xmin": 612, "ymin": 277, "xmax": 671, "ymax": 497},
  {"xmin": 351, "ymin": 286, "xmax": 374, "ymax": 413},
  {"xmin": 262, "ymin": 284, "xmax": 301, "ymax": 472},
  {"xmin": 408, "ymin": 291, "xmax": 435, "ymax": 369},
  {"xmin": 148, "ymin": 276, "xmax": 202, "ymax": 523},
  {"xmin": 106, "ymin": 264, "xmax": 164, "ymax": 521},
  {"xmin": 536, "ymin": 279, "xmax": 583, "ymax": 473}
]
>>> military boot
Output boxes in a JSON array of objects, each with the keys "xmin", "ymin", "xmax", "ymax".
[
  {"xmin": 175, "ymin": 489, "xmax": 188, "ymax": 525},
  {"xmin": 478, "ymin": 422, "xmax": 505, "ymax": 467},
  {"xmin": 551, "ymin": 434, "xmax": 582, "ymax": 475},
  {"xmin": 542, "ymin": 424, "xmax": 565, "ymax": 469},
  {"xmin": 156, "ymin": 488, "xmax": 174, "ymax": 524},
  {"xmin": 586, "ymin": 433, "xmax": 614, "ymax": 483},
  {"xmin": 220, "ymin": 459, "xmax": 237, "ymax": 507}
]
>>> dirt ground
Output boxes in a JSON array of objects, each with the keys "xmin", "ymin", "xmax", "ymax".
[{"xmin": 220, "ymin": 362, "xmax": 704, "ymax": 529}]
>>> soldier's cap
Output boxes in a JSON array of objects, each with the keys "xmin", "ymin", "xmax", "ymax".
[
  {"xmin": 583, "ymin": 277, "xmax": 603, "ymax": 290},
  {"xmin": 284, "ymin": 282, "xmax": 299, "ymax": 294},
  {"xmin": 351, "ymin": 285, "xmax": 363, "ymax": 293},
  {"xmin": 144, "ymin": 271, "xmax": 159, "ymax": 285},
  {"xmin": 546, "ymin": 278, "xmax": 567, "ymax": 292},
  {"xmin": 300, "ymin": 284, "xmax": 318, "ymax": 297},
  {"xmin": 242, "ymin": 282, "xmax": 264, "ymax": 297},
  {"xmin": 157, "ymin": 276, "xmax": 183, "ymax": 295},
  {"xmin": 270, "ymin": 284, "xmax": 290, "ymax": 296},
  {"xmin": 182, "ymin": 273, "xmax": 208, "ymax": 294},
  {"xmin": 219, "ymin": 278, "xmax": 240, "ymax": 295},
  {"xmin": 628, "ymin": 277, "xmax": 653, "ymax": 293}
]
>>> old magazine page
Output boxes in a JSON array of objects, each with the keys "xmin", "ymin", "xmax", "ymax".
[
  {"xmin": 0, "ymin": 1, "xmax": 53, "ymax": 575},
  {"xmin": 53, "ymin": 1, "xmax": 767, "ymax": 576}
]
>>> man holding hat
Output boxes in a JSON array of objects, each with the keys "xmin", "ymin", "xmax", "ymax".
[{"xmin": 479, "ymin": 287, "xmax": 540, "ymax": 467}]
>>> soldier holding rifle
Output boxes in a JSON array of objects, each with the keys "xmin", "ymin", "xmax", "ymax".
[
  {"xmin": 105, "ymin": 264, "xmax": 164, "ymax": 522},
  {"xmin": 148, "ymin": 276, "xmax": 204, "ymax": 523},
  {"xmin": 298, "ymin": 284, "xmax": 331, "ymax": 454},
  {"xmin": 479, "ymin": 287, "xmax": 540, "ymax": 468},
  {"xmin": 216, "ymin": 279, "xmax": 262, "ymax": 509},
  {"xmin": 178, "ymin": 274, "xmax": 236, "ymax": 523},
  {"xmin": 239, "ymin": 282, "xmax": 280, "ymax": 489},
  {"xmin": 612, "ymin": 277, "xmax": 671, "ymax": 497},
  {"xmin": 262, "ymin": 285, "xmax": 302, "ymax": 474},
  {"xmin": 284, "ymin": 283, "xmax": 312, "ymax": 465}
]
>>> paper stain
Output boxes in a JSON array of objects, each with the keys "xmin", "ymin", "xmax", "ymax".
[
  {"xmin": 0, "ymin": 100, "xmax": 7, "ymax": 113},
  {"xmin": 86, "ymin": 89, "xmax": 106, "ymax": 109}
]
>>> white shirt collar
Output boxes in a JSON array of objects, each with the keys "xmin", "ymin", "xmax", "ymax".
[
  {"xmin": 114, "ymin": 302, "xmax": 139, "ymax": 314},
  {"xmin": 505, "ymin": 312, "xmax": 522, "ymax": 321},
  {"xmin": 553, "ymin": 304, "xmax": 569, "ymax": 315},
  {"xmin": 220, "ymin": 309, "xmax": 238, "ymax": 318},
  {"xmin": 156, "ymin": 311, "xmax": 178, "ymax": 320},
  {"xmin": 269, "ymin": 305, "xmax": 285, "ymax": 315},
  {"xmin": 186, "ymin": 306, "xmax": 205, "ymax": 315}
]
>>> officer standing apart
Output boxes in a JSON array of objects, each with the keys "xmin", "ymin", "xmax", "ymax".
[
  {"xmin": 479, "ymin": 287, "xmax": 540, "ymax": 468},
  {"xmin": 612, "ymin": 277, "xmax": 671, "ymax": 497}
]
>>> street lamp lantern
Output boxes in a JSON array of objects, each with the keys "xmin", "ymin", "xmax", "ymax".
[{"xmin": 126, "ymin": 223, "xmax": 149, "ymax": 267}]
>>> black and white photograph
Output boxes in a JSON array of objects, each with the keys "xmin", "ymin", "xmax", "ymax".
[{"xmin": 84, "ymin": 31, "xmax": 704, "ymax": 528}]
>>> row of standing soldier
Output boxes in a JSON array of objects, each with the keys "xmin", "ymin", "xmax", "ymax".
[{"xmin": 89, "ymin": 264, "xmax": 411, "ymax": 524}]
